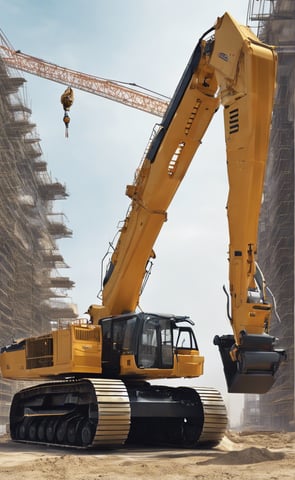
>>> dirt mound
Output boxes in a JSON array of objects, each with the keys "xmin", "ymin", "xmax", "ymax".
[{"xmin": 200, "ymin": 446, "xmax": 285, "ymax": 465}]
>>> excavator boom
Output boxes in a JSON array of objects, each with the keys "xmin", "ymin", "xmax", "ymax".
[{"xmin": 91, "ymin": 34, "xmax": 219, "ymax": 320}]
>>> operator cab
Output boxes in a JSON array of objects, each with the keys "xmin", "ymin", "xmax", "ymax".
[{"xmin": 100, "ymin": 312, "xmax": 198, "ymax": 377}]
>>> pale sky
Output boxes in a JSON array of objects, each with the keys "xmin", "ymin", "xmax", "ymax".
[{"xmin": 1, "ymin": 0, "xmax": 251, "ymax": 421}]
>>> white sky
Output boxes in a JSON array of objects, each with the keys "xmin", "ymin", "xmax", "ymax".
[{"xmin": 1, "ymin": 0, "xmax": 251, "ymax": 422}]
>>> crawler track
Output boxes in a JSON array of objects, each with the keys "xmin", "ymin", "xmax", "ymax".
[
  {"xmin": 91, "ymin": 379, "xmax": 131, "ymax": 446},
  {"xmin": 10, "ymin": 379, "xmax": 227, "ymax": 449},
  {"xmin": 194, "ymin": 386, "xmax": 228, "ymax": 445},
  {"xmin": 10, "ymin": 378, "xmax": 131, "ymax": 448}
]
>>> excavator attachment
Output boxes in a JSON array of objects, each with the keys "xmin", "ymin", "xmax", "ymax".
[{"xmin": 214, "ymin": 333, "xmax": 286, "ymax": 394}]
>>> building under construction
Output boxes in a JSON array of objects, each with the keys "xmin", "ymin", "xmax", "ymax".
[
  {"xmin": 243, "ymin": 0, "xmax": 295, "ymax": 430},
  {"xmin": 0, "ymin": 53, "xmax": 77, "ymax": 426}
]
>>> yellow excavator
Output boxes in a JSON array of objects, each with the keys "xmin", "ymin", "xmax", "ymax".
[{"xmin": 0, "ymin": 12, "xmax": 286, "ymax": 449}]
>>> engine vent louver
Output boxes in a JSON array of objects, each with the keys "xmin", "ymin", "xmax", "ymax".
[{"xmin": 229, "ymin": 108, "xmax": 239, "ymax": 134}]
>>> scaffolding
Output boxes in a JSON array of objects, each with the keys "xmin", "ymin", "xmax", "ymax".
[
  {"xmin": 0, "ymin": 55, "xmax": 77, "ymax": 425},
  {"xmin": 247, "ymin": 0, "xmax": 277, "ymax": 35}
]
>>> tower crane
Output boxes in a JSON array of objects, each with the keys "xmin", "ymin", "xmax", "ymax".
[{"xmin": 0, "ymin": 29, "xmax": 169, "ymax": 118}]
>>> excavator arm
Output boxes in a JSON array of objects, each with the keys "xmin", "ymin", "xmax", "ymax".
[
  {"xmin": 210, "ymin": 14, "xmax": 286, "ymax": 393},
  {"xmin": 213, "ymin": 14, "xmax": 276, "ymax": 340},
  {"xmin": 89, "ymin": 12, "xmax": 285, "ymax": 393}
]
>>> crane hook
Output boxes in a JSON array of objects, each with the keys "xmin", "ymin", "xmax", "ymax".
[
  {"xmin": 63, "ymin": 111, "xmax": 70, "ymax": 138},
  {"xmin": 60, "ymin": 87, "xmax": 74, "ymax": 138}
]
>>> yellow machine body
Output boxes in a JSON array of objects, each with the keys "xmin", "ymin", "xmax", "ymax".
[{"xmin": 0, "ymin": 13, "xmax": 286, "ymax": 449}]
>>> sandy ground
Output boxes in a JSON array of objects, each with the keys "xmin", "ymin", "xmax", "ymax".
[{"xmin": 0, "ymin": 431, "xmax": 294, "ymax": 480}]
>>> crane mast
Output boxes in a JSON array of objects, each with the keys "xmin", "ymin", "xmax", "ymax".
[{"xmin": 0, "ymin": 30, "xmax": 168, "ymax": 117}]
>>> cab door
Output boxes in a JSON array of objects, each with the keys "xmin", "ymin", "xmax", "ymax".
[
  {"xmin": 101, "ymin": 316, "xmax": 137, "ymax": 376},
  {"xmin": 101, "ymin": 319, "xmax": 124, "ymax": 376},
  {"xmin": 136, "ymin": 315, "xmax": 173, "ymax": 369}
]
